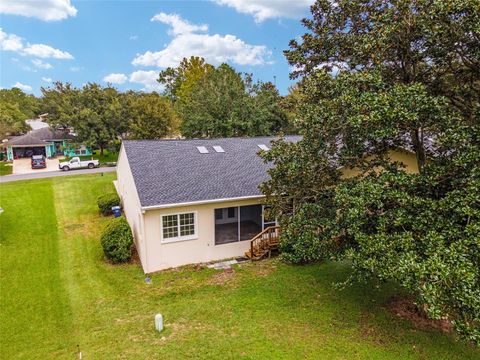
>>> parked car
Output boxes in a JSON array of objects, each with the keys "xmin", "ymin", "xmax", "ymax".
[
  {"xmin": 59, "ymin": 157, "xmax": 99, "ymax": 171},
  {"xmin": 31, "ymin": 155, "xmax": 46, "ymax": 169}
]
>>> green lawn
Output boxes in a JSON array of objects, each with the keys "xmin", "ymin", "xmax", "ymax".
[
  {"xmin": 0, "ymin": 161, "xmax": 13, "ymax": 176},
  {"xmin": 0, "ymin": 174, "xmax": 478, "ymax": 359}
]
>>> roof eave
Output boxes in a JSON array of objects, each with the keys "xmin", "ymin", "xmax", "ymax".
[{"xmin": 141, "ymin": 195, "xmax": 265, "ymax": 212}]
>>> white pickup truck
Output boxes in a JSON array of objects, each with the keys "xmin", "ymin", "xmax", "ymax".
[{"xmin": 59, "ymin": 157, "xmax": 99, "ymax": 171}]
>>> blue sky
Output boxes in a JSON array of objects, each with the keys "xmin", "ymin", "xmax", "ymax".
[{"xmin": 0, "ymin": 0, "xmax": 313, "ymax": 96}]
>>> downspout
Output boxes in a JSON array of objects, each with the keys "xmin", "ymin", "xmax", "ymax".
[{"xmin": 141, "ymin": 209, "xmax": 149, "ymax": 274}]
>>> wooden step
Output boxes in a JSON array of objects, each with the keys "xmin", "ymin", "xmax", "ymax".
[
  {"xmin": 246, "ymin": 225, "xmax": 281, "ymax": 261},
  {"xmin": 245, "ymin": 249, "xmax": 270, "ymax": 261}
]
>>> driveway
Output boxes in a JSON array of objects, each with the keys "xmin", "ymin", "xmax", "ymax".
[
  {"xmin": 12, "ymin": 158, "xmax": 60, "ymax": 175},
  {"xmin": 1, "ymin": 166, "xmax": 116, "ymax": 183}
]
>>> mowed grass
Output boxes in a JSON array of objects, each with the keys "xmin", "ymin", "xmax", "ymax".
[
  {"xmin": 0, "ymin": 161, "xmax": 13, "ymax": 176},
  {"xmin": 0, "ymin": 174, "xmax": 478, "ymax": 359}
]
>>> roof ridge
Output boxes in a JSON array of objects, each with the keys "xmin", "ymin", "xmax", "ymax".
[{"xmin": 123, "ymin": 135, "xmax": 300, "ymax": 143}]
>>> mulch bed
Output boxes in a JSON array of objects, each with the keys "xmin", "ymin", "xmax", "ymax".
[{"xmin": 385, "ymin": 295, "xmax": 453, "ymax": 333}]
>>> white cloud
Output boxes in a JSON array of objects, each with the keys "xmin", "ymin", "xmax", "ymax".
[
  {"xmin": 129, "ymin": 70, "xmax": 164, "ymax": 92},
  {"xmin": 212, "ymin": 0, "xmax": 314, "ymax": 22},
  {"xmin": 23, "ymin": 43, "xmax": 73, "ymax": 59},
  {"xmin": 0, "ymin": 28, "xmax": 73, "ymax": 60},
  {"xmin": 0, "ymin": 0, "xmax": 77, "ymax": 21},
  {"xmin": 0, "ymin": 29, "xmax": 23, "ymax": 51},
  {"xmin": 31, "ymin": 59, "xmax": 53, "ymax": 69},
  {"xmin": 42, "ymin": 77, "xmax": 52, "ymax": 82},
  {"xmin": 132, "ymin": 13, "xmax": 270, "ymax": 68},
  {"xmin": 129, "ymin": 35, "xmax": 139, "ymax": 41},
  {"xmin": 103, "ymin": 73, "xmax": 128, "ymax": 84},
  {"xmin": 151, "ymin": 12, "xmax": 208, "ymax": 35},
  {"xmin": 12, "ymin": 82, "xmax": 32, "ymax": 92},
  {"xmin": 69, "ymin": 66, "xmax": 80, "ymax": 72}
]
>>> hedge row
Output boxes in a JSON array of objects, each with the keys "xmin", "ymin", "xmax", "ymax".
[
  {"xmin": 100, "ymin": 216, "xmax": 133, "ymax": 263},
  {"xmin": 97, "ymin": 193, "xmax": 120, "ymax": 215}
]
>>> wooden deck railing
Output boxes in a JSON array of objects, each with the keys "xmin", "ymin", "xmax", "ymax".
[{"xmin": 247, "ymin": 225, "xmax": 281, "ymax": 260}]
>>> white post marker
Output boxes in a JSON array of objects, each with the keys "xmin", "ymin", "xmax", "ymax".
[{"xmin": 155, "ymin": 313, "xmax": 163, "ymax": 332}]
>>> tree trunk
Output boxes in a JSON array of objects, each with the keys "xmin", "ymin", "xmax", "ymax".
[
  {"xmin": 100, "ymin": 145, "xmax": 104, "ymax": 156},
  {"xmin": 410, "ymin": 128, "xmax": 426, "ymax": 173}
]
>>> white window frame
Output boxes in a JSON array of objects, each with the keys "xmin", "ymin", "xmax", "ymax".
[{"xmin": 160, "ymin": 211, "xmax": 198, "ymax": 243}]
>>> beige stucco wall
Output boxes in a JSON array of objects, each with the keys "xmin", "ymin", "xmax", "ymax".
[
  {"xmin": 118, "ymin": 146, "xmax": 419, "ymax": 273},
  {"xmin": 115, "ymin": 145, "xmax": 147, "ymax": 272},
  {"xmin": 142, "ymin": 197, "xmax": 264, "ymax": 273},
  {"xmin": 340, "ymin": 149, "xmax": 419, "ymax": 178}
]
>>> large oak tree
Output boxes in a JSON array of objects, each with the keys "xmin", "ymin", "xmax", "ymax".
[{"xmin": 263, "ymin": 0, "xmax": 479, "ymax": 343}]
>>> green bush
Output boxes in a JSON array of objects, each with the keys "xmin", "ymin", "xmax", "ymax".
[
  {"xmin": 100, "ymin": 217, "xmax": 133, "ymax": 263},
  {"xmin": 97, "ymin": 193, "xmax": 120, "ymax": 215}
]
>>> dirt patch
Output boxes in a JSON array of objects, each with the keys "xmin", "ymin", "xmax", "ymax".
[
  {"xmin": 207, "ymin": 268, "xmax": 236, "ymax": 285},
  {"xmin": 246, "ymin": 259, "xmax": 277, "ymax": 277},
  {"xmin": 64, "ymin": 223, "xmax": 84, "ymax": 231},
  {"xmin": 385, "ymin": 296, "xmax": 453, "ymax": 333},
  {"xmin": 62, "ymin": 216, "xmax": 102, "ymax": 238},
  {"xmin": 129, "ymin": 245, "xmax": 141, "ymax": 265}
]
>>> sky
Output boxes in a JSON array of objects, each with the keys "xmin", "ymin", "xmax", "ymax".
[{"xmin": 0, "ymin": 0, "xmax": 314, "ymax": 96}]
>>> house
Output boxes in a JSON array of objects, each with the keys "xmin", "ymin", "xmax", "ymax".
[
  {"xmin": 115, "ymin": 136, "xmax": 420, "ymax": 273},
  {"xmin": 63, "ymin": 144, "xmax": 93, "ymax": 157},
  {"xmin": 3, "ymin": 127, "xmax": 75, "ymax": 161}
]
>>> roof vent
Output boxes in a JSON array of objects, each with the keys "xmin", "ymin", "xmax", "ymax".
[
  {"xmin": 196, "ymin": 146, "xmax": 209, "ymax": 154},
  {"xmin": 257, "ymin": 144, "xmax": 269, "ymax": 151},
  {"xmin": 213, "ymin": 146, "xmax": 225, "ymax": 153}
]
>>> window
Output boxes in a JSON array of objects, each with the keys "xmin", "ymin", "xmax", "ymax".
[
  {"xmin": 257, "ymin": 144, "xmax": 269, "ymax": 151},
  {"xmin": 179, "ymin": 213, "xmax": 195, "ymax": 236},
  {"xmin": 161, "ymin": 212, "xmax": 197, "ymax": 242},
  {"xmin": 213, "ymin": 146, "xmax": 225, "ymax": 153},
  {"xmin": 227, "ymin": 207, "xmax": 235, "ymax": 218},
  {"xmin": 215, "ymin": 209, "xmax": 223, "ymax": 220},
  {"xmin": 162, "ymin": 215, "xmax": 178, "ymax": 239}
]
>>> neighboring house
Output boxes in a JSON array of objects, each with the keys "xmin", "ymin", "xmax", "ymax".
[
  {"xmin": 64, "ymin": 145, "xmax": 93, "ymax": 157},
  {"xmin": 115, "ymin": 136, "xmax": 421, "ymax": 273},
  {"xmin": 3, "ymin": 127, "xmax": 75, "ymax": 161}
]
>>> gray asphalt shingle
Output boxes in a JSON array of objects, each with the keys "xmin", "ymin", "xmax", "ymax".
[{"xmin": 123, "ymin": 136, "xmax": 300, "ymax": 207}]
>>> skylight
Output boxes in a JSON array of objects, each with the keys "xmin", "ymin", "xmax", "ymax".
[
  {"xmin": 196, "ymin": 146, "xmax": 209, "ymax": 154},
  {"xmin": 213, "ymin": 146, "xmax": 225, "ymax": 153},
  {"xmin": 257, "ymin": 144, "xmax": 269, "ymax": 151}
]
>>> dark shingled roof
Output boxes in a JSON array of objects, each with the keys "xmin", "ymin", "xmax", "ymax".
[
  {"xmin": 123, "ymin": 136, "xmax": 301, "ymax": 207},
  {"xmin": 6, "ymin": 127, "xmax": 75, "ymax": 146}
]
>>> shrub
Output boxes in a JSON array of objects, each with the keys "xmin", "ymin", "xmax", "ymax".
[
  {"xmin": 100, "ymin": 217, "xmax": 133, "ymax": 263},
  {"xmin": 97, "ymin": 193, "xmax": 120, "ymax": 215}
]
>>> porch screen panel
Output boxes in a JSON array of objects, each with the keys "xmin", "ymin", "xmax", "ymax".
[
  {"xmin": 239, "ymin": 205, "xmax": 262, "ymax": 241},
  {"xmin": 214, "ymin": 207, "xmax": 239, "ymax": 245}
]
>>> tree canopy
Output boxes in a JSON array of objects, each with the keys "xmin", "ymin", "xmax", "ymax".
[
  {"xmin": 176, "ymin": 63, "xmax": 289, "ymax": 138},
  {"xmin": 41, "ymin": 82, "xmax": 125, "ymax": 154},
  {"xmin": 0, "ymin": 88, "xmax": 39, "ymax": 139},
  {"xmin": 263, "ymin": 0, "xmax": 480, "ymax": 343},
  {"xmin": 158, "ymin": 56, "xmax": 214, "ymax": 102},
  {"xmin": 124, "ymin": 92, "xmax": 179, "ymax": 140}
]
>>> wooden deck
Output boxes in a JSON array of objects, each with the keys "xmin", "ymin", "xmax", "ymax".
[{"xmin": 245, "ymin": 226, "xmax": 281, "ymax": 260}]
